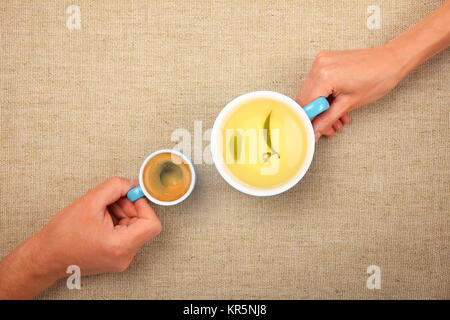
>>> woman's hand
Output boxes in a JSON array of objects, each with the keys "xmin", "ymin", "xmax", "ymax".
[
  {"xmin": 298, "ymin": 1, "xmax": 450, "ymax": 141},
  {"xmin": 297, "ymin": 46, "xmax": 402, "ymax": 140}
]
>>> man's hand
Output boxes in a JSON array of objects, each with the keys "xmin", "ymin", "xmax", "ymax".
[
  {"xmin": 297, "ymin": 46, "xmax": 401, "ymax": 141},
  {"xmin": 0, "ymin": 177, "xmax": 162, "ymax": 299},
  {"xmin": 37, "ymin": 176, "xmax": 162, "ymax": 276}
]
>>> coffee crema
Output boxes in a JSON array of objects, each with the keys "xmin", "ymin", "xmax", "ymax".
[{"xmin": 142, "ymin": 153, "xmax": 192, "ymax": 202}]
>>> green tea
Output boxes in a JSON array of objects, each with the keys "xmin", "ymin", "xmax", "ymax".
[{"xmin": 222, "ymin": 98, "xmax": 309, "ymax": 189}]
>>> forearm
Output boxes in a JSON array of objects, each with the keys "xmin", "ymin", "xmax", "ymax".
[
  {"xmin": 0, "ymin": 236, "xmax": 59, "ymax": 299},
  {"xmin": 385, "ymin": 1, "xmax": 450, "ymax": 81}
]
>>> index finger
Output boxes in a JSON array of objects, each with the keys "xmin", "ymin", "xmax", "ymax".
[
  {"xmin": 296, "ymin": 75, "xmax": 332, "ymax": 109},
  {"xmin": 89, "ymin": 177, "xmax": 138, "ymax": 207}
]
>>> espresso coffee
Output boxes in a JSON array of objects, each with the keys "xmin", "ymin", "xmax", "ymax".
[{"xmin": 142, "ymin": 152, "xmax": 192, "ymax": 202}]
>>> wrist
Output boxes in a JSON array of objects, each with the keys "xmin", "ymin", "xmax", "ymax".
[
  {"xmin": 25, "ymin": 234, "xmax": 66, "ymax": 283},
  {"xmin": 0, "ymin": 235, "xmax": 61, "ymax": 299},
  {"xmin": 380, "ymin": 42, "xmax": 412, "ymax": 84},
  {"xmin": 382, "ymin": 2, "xmax": 450, "ymax": 82}
]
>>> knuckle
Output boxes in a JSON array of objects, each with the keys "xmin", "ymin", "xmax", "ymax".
[
  {"xmin": 152, "ymin": 219, "xmax": 163, "ymax": 236},
  {"xmin": 317, "ymin": 67, "xmax": 331, "ymax": 81},
  {"xmin": 112, "ymin": 245, "xmax": 126, "ymax": 259},
  {"xmin": 115, "ymin": 260, "xmax": 130, "ymax": 272},
  {"xmin": 84, "ymin": 188, "xmax": 96, "ymax": 199},
  {"xmin": 109, "ymin": 176, "xmax": 123, "ymax": 186},
  {"xmin": 314, "ymin": 51, "xmax": 330, "ymax": 65},
  {"xmin": 317, "ymin": 50, "xmax": 329, "ymax": 59},
  {"xmin": 104, "ymin": 238, "xmax": 127, "ymax": 259},
  {"xmin": 347, "ymin": 100, "xmax": 357, "ymax": 111}
]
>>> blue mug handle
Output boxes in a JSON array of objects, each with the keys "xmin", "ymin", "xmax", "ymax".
[
  {"xmin": 127, "ymin": 185, "xmax": 145, "ymax": 202},
  {"xmin": 302, "ymin": 96, "xmax": 329, "ymax": 119}
]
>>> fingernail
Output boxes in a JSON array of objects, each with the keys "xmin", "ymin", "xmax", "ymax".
[
  {"xmin": 131, "ymin": 178, "xmax": 139, "ymax": 185},
  {"xmin": 315, "ymin": 132, "xmax": 321, "ymax": 141}
]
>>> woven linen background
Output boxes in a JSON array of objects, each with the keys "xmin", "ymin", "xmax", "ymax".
[{"xmin": 1, "ymin": 0, "xmax": 448, "ymax": 299}]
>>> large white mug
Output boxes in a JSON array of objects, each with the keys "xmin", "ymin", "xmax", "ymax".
[{"xmin": 210, "ymin": 91, "xmax": 329, "ymax": 197}]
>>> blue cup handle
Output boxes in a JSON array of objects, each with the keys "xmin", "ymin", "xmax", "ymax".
[
  {"xmin": 127, "ymin": 185, "xmax": 145, "ymax": 202},
  {"xmin": 302, "ymin": 97, "xmax": 329, "ymax": 120}
]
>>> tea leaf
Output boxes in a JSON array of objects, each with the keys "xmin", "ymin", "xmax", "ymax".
[
  {"xmin": 229, "ymin": 131, "xmax": 242, "ymax": 162},
  {"xmin": 263, "ymin": 111, "xmax": 280, "ymax": 162},
  {"xmin": 263, "ymin": 111, "xmax": 272, "ymax": 152},
  {"xmin": 234, "ymin": 136, "xmax": 238, "ymax": 162}
]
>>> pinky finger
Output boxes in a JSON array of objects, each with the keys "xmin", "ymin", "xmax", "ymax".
[{"xmin": 341, "ymin": 113, "xmax": 350, "ymax": 125}]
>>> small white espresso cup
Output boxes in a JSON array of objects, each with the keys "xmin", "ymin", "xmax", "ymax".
[
  {"xmin": 126, "ymin": 149, "xmax": 196, "ymax": 206},
  {"xmin": 210, "ymin": 91, "xmax": 329, "ymax": 197}
]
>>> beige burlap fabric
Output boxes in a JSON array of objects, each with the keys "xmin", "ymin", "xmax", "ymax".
[{"xmin": 1, "ymin": 1, "xmax": 448, "ymax": 299}]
